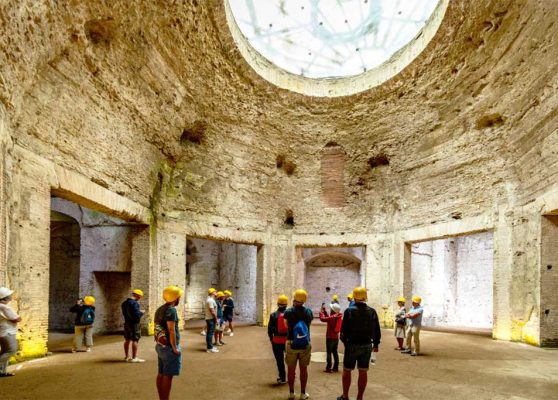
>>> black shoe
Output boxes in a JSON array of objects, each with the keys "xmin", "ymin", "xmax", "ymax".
[
  {"xmin": 336, "ymin": 396, "xmax": 348, "ymax": 400},
  {"xmin": 401, "ymin": 349, "xmax": 411, "ymax": 354},
  {"xmin": 0, "ymin": 372, "xmax": 15, "ymax": 377},
  {"xmin": 277, "ymin": 378, "xmax": 287, "ymax": 384}
]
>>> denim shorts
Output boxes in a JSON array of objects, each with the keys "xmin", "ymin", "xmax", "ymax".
[
  {"xmin": 156, "ymin": 344, "xmax": 182, "ymax": 376},
  {"xmin": 343, "ymin": 343, "xmax": 372, "ymax": 370}
]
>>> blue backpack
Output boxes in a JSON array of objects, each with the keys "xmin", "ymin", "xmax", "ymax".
[
  {"xmin": 291, "ymin": 320, "xmax": 310, "ymax": 349},
  {"xmin": 80, "ymin": 307, "xmax": 95, "ymax": 325}
]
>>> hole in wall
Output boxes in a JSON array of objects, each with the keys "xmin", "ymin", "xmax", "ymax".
[
  {"xmin": 368, "ymin": 154, "xmax": 390, "ymax": 169},
  {"xmin": 180, "ymin": 120, "xmax": 207, "ymax": 144},
  {"xmin": 284, "ymin": 209, "xmax": 295, "ymax": 228}
]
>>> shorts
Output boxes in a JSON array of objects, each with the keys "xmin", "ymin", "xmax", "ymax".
[
  {"xmin": 343, "ymin": 343, "xmax": 372, "ymax": 371},
  {"xmin": 223, "ymin": 314, "xmax": 233, "ymax": 322},
  {"xmin": 285, "ymin": 341, "xmax": 312, "ymax": 367},
  {"xmin": 124, "ymin": 322, "xmax": 141, "ymax": 341},
  {"xmin": 156, "ymin": 344, "xmax": 182, "ymax": 376}
]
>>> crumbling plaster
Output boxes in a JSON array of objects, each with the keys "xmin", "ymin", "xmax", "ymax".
[{"xmin": 0, "ymin": 0, "xmax": 557, "ymax": 352}]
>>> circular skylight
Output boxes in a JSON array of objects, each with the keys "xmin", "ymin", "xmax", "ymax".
[{"xmin": 228, "ymin": 0, "xmax": 442, "ymax": 79}]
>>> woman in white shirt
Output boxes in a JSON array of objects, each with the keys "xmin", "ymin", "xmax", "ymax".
[{"xmin": 0, "ymin": 287, "xmax": 21, "ymax": 377}]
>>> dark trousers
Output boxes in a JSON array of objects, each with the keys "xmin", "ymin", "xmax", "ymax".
[
  {"xmin": 205, "ymin": 319, "xmax": 216, "ymax": 349},
  {"xmin": 326, "ymin": 338, "xmax": 340, "ymax": 370},
  {"xmin": 271, "ymin": 342, "xmax": 286, "ymax": 381}
]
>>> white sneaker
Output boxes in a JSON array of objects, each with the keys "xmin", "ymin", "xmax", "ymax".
[
  {"xmin": 86, "ymin": 347, "xmax": 92, "ymax": 352},
  {"xmin": 288, "ymin": 394, "xmax": 296, "ymax": 400},
  {"xmin": 200, "ymin": 330, "xmax": 206, "ymax": 336},
  {"xmin": 299, "ymin": 393, "xmax": 309, "ymax": 400},
  {"xmin": 129, "ymin": 358, "xmax": 145, "ymax": 363},
  {"xmin": 124, "ymin": 357, "xmax": 130, "ymax": 362},
  {"xmin": 229, "ymin": 332, "xmax": 234, "ymax": 337},
  {"xmin": 207, "ymin": 348, "xmax": 219, "ymax": 353}
]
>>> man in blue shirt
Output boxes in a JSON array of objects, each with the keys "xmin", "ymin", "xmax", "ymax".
[
  {"xmin": 121, "ymin": 288, "xmax": 145, "ymax": 362},
  {"xmin": 283, "ymin": 289, "xmax": 313, "ymax": 400},
  {"xmin": 401, "ymin": 295, "xmax": 424, "ymax": 356}
]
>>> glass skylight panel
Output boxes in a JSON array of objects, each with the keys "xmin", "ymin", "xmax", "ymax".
[{"xmin": 228, "ymin": 0, "xmax": 441, "ymax": 78}]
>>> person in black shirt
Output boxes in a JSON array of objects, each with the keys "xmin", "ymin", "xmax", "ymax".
[
  {"xmin": 337, "ymin": 287, "xmax": 381, "ymax": 400},
  {"xmin": 121, "ymin": 288, "xmax": 145, "ymax": 362},
  {"xmin": 267, "ymin": 294, "xmax": 289, "ymax": 384}
]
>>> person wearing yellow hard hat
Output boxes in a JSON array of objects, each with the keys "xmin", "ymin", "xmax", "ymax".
[
  {"xmin": 268, "ymin": 294, "xmax": 289, "ymax": 385},
  {"xmin": 154, "ymin": 285, "xmax": 184, "ymax": 400},
  {"xmin": 0, "ymin": 287, "xmax": 21, "ymax": 377},
  {"xmin": 337, "ymin": 287, "xmax": 381, "ymax": 400},
  {"xmin": 223, "ymin": 290, "xmax": 235, "ymax": 336},
  {"xmin": 401, "ymin": 296, "xmax": 423, "ymax": 357},
  {"xmin": 283, "ymin": 289, "xmax": 313, "ymax": 400},
  {"xmin": 394, "ymin": 297, "xmax": 407, "ymax": 350},
  {"xmin": 319, "ymin": 301, "xmax": 342, "ymax": 373},
  {"xmin": 204, "ymin": 287, "xmax": 219, "ymax": 353},
  {"xmin": 331, "ymin": 294, "xmax": 339, "ymax": 304},
  {"xmin": 121, "ymin": 288, "xmax": 146, "ymax": 362},
  {"xmin": 213, "ymin": 291, "xmax": 226, "ymax": 347},
  {"xmin": 70, "ymin": 295, "xmax": 96, "ymax": 353},
  {"xmin": 347, "ymin": 292, "xmax": 355, "ymax": 308}
]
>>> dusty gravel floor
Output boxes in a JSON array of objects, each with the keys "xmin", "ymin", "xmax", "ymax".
[{"xmin": 2, "ymin": 323, "xmax": 557, "ymax": 400}]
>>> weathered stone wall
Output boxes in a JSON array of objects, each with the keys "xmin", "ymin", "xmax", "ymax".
[
  {"xmin": 185, "ymin": 238, "xmax": 219, "ymax": 320},
  {"xmin": 411, "ymin": 232, "xmax": 493, "ymax": 329},
  {"xmin": 455, "ymin": 232, "xmax": 493, "ymax": 328},
  {"xmin": 540, "ymin": 215, "xmax": 558, "ymax": 347},
  {"xmin": 49, "ymin": 218, "xmax": 80, "ymax": 331},
  {"xmin": 219, "ymin": 243, "xmax": 258, "ymax": 322},
  {"xmin": 185, "ymin": 238, "xmax": 258, "ymax": 322}
]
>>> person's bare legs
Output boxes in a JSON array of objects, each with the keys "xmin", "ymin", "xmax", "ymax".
[
  {"xmin": 156, "ymin": 374, "xmax": 163, "ymax": 399},
  {"xmin": 342, "ymin": 369, "xmax": 352, "ymax": 399},
  {"xmin": 157, "ymin": 374, "xmax": 173, "ymax": 400},
  {"xmin": 229, "ymin": 320, "xmax": 234, "ymax": 332},
  {"xmin": 132, "ymin": 341, "xmax": 139, "ymax": 359},
  {"xmin": 287, "ymin": 364, "xmax": 297, "ymax": 394},
  {"xmin": 300, "ymin": 365, "xmax": 308, "ymax": 394},
  {"xmin": 124, "ymin": 340, "xmax": 130, "ymax": 358},
  {"xmin": 356, "ymin": 369, "xmax": 368, "ymax": 400}
]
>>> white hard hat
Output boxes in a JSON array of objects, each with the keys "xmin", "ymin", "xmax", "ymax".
[{"xmin": 0, "ymin": 287, "xmax": 14, "ymax": 300}]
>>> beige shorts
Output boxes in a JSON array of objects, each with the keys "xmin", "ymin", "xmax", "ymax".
[{"xmin": 285, "ymin": 341, "xmax": 312, "ymax": 367}]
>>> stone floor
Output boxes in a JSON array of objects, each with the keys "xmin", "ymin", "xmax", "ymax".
[{"xmin": 2, "ymin": 324, "xmax": 557, "ymax": 400}]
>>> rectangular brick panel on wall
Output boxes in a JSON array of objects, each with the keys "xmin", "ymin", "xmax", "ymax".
[{"xmin": 320, "ymin": 146, "xmax": 345, "ymax": 208}]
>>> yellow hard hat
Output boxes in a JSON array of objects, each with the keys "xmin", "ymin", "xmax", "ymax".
[
  {"xmin": 332, "ymin": 294, "xmax": 339, "ymax": 301},
  {"xmin": 84, "ymin": 296, "xmax": 95, "ymax": 306},
  {"xmin": 277, "ymin": 294, "xmax": 288, "ymax": 306},
  {"xmin": 412, "ymin": 295, "xmax": 422, "ymax": 304},
  {"xmin": 132, "ymin": 289, "xmax": 144, "ymax": 297},
  {"xmin": 352, "ymin": 287, "xmax": 367, "ymax": 302},
  {"xmin": 293, "ymin": 289, "xmax": 308, "ymax": 303},
  {"xmin": 216, "ymin": 291, "xmax": 225, "ymax": 298},
  {"xmin": 208, "ymin": 287, "xmax": 216, "ymax": 295},
  {"xmin": 163, "ymin": 286, "xmax": 184, "ymax": 303},
  {"xmin": 397, "ymin": 297, "xmax": 406, "ymax": 303},
  {"xmin": 224, "ymin": 290, "xmax": 232, "ymax": 296},
  {"xmin": 347, "ymin": 293, "xmax": 354, "ymax": 300}
]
